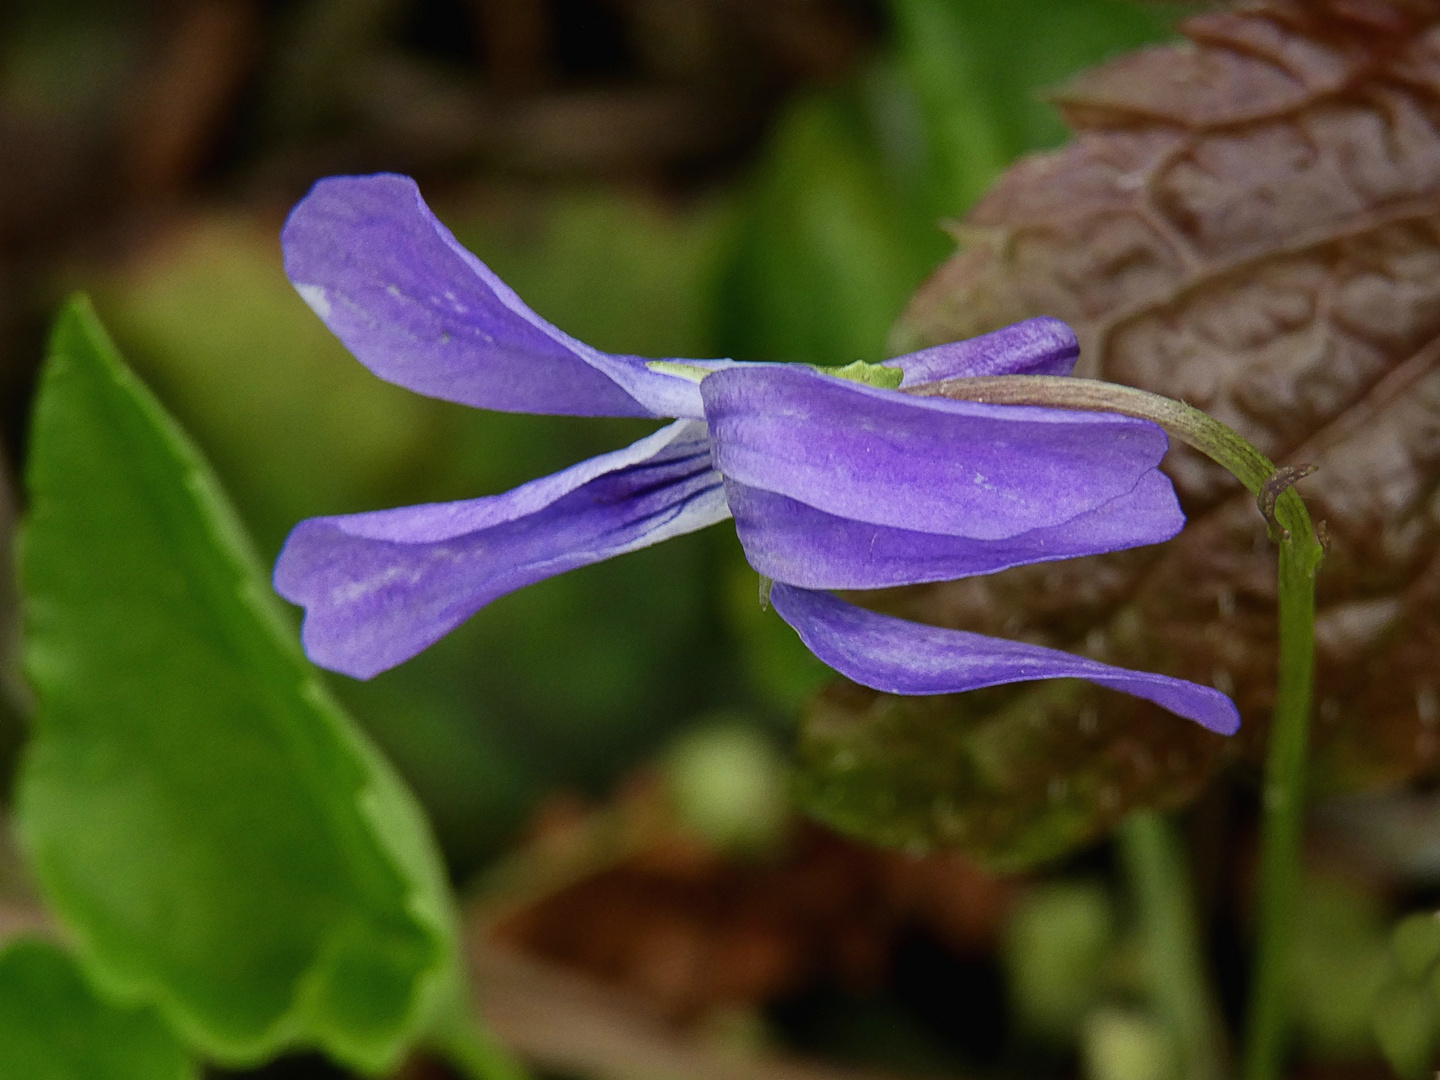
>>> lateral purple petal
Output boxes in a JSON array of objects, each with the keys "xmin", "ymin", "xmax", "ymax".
[
  {"xmin": 282, "ymin": 173, "xmax": 709, "ymax": 419},
  {"xmin": 770, "ymin": 585, "xmax": 1240, "ymax": 735},
  {"xmin": 728, "ymin": 469, "xmax": 1182, "ymax": 589},
  {"xmin": 274, "ymin": 421, "xmax": 729, "ymax": 679},
  {"xmin": 885, "ymin": 316, "xmax": 1079, "ymax": 387},
  {"xmin": 701, "ymin": 364, "xmax": 1171, "ymax": 541}
]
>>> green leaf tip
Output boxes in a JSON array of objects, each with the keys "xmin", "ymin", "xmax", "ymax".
[
  {"xmin": 824, "ymin": 359, "xmax": 904, "ymax": 390},
  {"xmin": 0, "ymin": 937, "xmax": 194, "ymax": 1080},
  {"xmin": 17, "ymin": 297, "xmax": 463, "ymax": 1072},
  {"xmin": 646, "ymin": 359, "xmax": 711, "ymax": 383}
]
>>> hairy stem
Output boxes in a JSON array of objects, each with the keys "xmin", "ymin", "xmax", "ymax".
[
  {"xmin": 1118, "ymin": 812, "xmax": 1228, "ymax": 1080},
  {"xmin": 917, "ymin": 374, "xmax": 1325, "ymax": 1080}
]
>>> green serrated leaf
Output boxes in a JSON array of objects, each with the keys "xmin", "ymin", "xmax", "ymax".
[
  {"xmin": 0, "ymin": 937, "xmax": 194, "ymax": 1080},
  {"xmin": 16, "ymin": 298, "xmax": 460, "ymax": 1072}
]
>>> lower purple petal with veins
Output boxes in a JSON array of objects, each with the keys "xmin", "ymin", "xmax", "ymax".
[
  {"xmin": 274, "ymin": 420, "xmax": 729, "ymax": 679},
  {"xmin": 770, "ymin": 584, "xmax": 1240, "ymax": 735},
  {"xmin": 702, "ymin": 363, "xmax": 1172, "ymax": 540},
  {"xmin": 728, "ymin": 469, "xmax": 1183, "ymax": 589}
]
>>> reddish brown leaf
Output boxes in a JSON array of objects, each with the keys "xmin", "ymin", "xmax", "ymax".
[
  {"xmin": 799, "ymin": 0, "xmax": 1440, "ymax": 867},
  {"xmin": 478, "ymin": 780, "xmax": 1016, "ymax": 1020}
]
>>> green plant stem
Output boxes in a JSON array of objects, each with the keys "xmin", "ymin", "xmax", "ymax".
[
  {"xmin": 1118, "ymin": 812, "xmax": 1227, "ymax": 1080},
  {"xmin": 1241, "ymin": 533, "xmax": 1319, "ymax": 1080},
  {"xmin": 917, "ymin": 373, "xmax": 1325, "ymax": 1080}
]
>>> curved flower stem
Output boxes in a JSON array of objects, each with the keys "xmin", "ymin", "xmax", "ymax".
[{"xmin": 915, "ymin": 374, "xmax": 1326, "ymax": 1080}]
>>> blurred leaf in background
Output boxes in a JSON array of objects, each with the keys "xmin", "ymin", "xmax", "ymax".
[
  {"xmin": 0, "ymin": 937, "xmax": 194, "ymax": 1080},
  {"xmin": 1288, "ymin": 877, "xmax": 1389, "ymax": 1062},
  {"xmin": 18, "ymin": 300, "xmax": 461, "ymax": 1071},
  {"xmin": 1003, "ymin": 879, "xmax": 1119, "ymax": 1041},
  {"xmin": 720, "ymin": 0, "xmax": 1180, "ymax": 370}
]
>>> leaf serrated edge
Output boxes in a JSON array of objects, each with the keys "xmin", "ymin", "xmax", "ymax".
[{"xmin": 16, "ymin": 297, "xmax": 461, "ymax": 1073}]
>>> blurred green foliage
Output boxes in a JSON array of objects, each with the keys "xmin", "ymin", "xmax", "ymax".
[
  {"xmin": 721, "ymin": 0, "xmax": 1180, "ymax": 370},
  {"xmin": 1003, "ymin": 879, "xmax": 1119, "ymax": 1040},
  {"xmin": 662, "ymin": 718, "xmax": 790, "ymax": 855},
  {"xmin": 1288, "ymin": 878, "xmax": 1389, "ymax": 1061},
  {"xmin": 0, "ymin": 938, "xmax": 193, "ymax": 1080},
  {"xmin": 1373, "ymin": 909, "xmax": 1440, "ymax": 1077},
  {"xmin": 1081, "ymin": 1009, "xmax": 1179, "ymax": 1080}
]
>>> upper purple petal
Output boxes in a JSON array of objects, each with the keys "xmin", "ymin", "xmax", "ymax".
[
  {"xmin": 282, "ymin": 173, "xmax": 710, "ymax": 419},
  {"xmin": 770, "ymin": 584, "xmax": 1240, "ymax": 735},
  {"xmin": 274, "ymin": 420, "xmax": 729, "ymax": 678},
  {"xmin": 701, "ymin": 364, "xmax": 1171, "ymax": 541},
  {"xmin": 728, "ymin": 468, "xmax": 1182, "ymax": 589},
  {"xmin": 885, "ymin": 317, "xmax": 1079, "ymax": 387}
]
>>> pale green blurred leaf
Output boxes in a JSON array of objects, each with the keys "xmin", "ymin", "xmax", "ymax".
[
  {"xmin": 1004, "ymin": 880, "xmax": 1117, "ymax": 1040},
  {"xmin": 1290, "ymin": 879, "xmax": 1389, "ymax": 1061},
  {"xmin": 1393, "ymin": 912, "xmax": 1440, "ymax": 982},
  {"xmin": 1374, "ymin": 980, "xmax": 1438, "ymax": 1080},
  {"xmin": 0, "ymin": 938, "xmax": 194, "ymax": 1080},
  {"xmin": 1081, "ymin": 1009, "xmax": 1179, "ymax": 1080},
  {"xmin": 663, "ymin": 719, "xmax": 790, "ymax": 855},
  {"xmin": 17, "ymin": 299, "xmax": 459, "ymax": 1071}
]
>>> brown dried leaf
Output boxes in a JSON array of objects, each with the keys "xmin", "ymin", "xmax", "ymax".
[
  {"xmin": 800, "ymin": 0, "xmax": 1440, "ymax": 867},
  {"xmin": 477, "ymin": 781, "xmax": 1015, "ymax": 1020}
]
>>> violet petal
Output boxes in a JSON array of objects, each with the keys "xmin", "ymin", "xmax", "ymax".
[
  {"xmin": 885, "ymin": 316, "xmax": 1079, "ymax": 387},
  {"xmin": 728, "ymin": 469, "xmax": 1182, "ymax": 589},
  {"xmin": 274, "ymin": 420, "xmax": 729, "ymax": 678},
  {"xmin": 701, "ymin": 363, "xmax": 1172, "ymax": 541},
  {"xmin": 283, "ymin": 173, "xmax": 711, "ymax": 419},
  {"xmin": 770, "ymin": 584, "xmax": 1240, "ymax": 735}
]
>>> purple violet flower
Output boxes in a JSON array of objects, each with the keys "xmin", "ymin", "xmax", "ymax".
[{"xmin": 273, "ymin": 174, "xmax": 1240, "ymax": 736}]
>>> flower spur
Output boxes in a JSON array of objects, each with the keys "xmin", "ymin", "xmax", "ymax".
[{"xmin": 273, "ymin": 173, "xmax": 1239, "ymax": 736}]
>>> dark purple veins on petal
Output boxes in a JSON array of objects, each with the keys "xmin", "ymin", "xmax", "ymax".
[
  {"xmin": 770, "ymin": 584, "xmax": 1240, "ymax": 735},
  {"xmin": 273, "ymin": 420, "xmax": 729, "ymax": 679}
]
